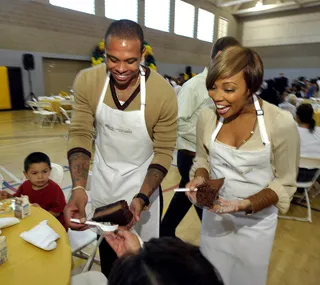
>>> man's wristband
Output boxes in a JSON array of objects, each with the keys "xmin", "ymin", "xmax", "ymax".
[
  {"xmin": 72, "ymin": 186, "xmax": 86, "ymax": 192},
  {"xmin": 133, "ymin": 193, "xmax": 150, "ymax": 207}
]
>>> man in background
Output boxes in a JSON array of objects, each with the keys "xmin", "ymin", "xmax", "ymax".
[{"xmin": 160, "ymin": 36, "xmax": 240, "ymax": 237}]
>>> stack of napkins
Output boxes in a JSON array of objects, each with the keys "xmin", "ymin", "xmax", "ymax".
[
  {"xmin": 20, "ymin": 220, "xmax": 60, "ymax": 251},
  {"xmin": 0, "ymin": 217, "xmax": 20, "ymax": 229}
]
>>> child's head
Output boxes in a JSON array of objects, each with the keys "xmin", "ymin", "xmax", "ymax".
[{"xmin": 24, "ymin": 152, "xmax": 52, "ymax": 188}]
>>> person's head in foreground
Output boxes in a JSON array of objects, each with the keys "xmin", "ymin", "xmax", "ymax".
[
  {"xmin": 296, "ymin": 103, "xmax": 315, "ymax": 133},
  {"xmin": 105, "ymin": 19, "xmax": 145, "ymax": 88},
  {"xmin": 206, "ymin": 46, "xmax": 263, "ymax": 120},
  {"xmin": 210, "ymin": 36, "xmax": 240, "ymax": 59},
  {"xmin": 108, "ymin": 235, "xmax": 224, "ymax": 285},
  {"xmin": 24, "ymin": 152, "xmax": 51, "ymax": 190}
]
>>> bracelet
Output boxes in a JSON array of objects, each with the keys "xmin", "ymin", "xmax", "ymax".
[{"xmin": 72, "ymin": 186, "xmax": 86, "ymax": 192}]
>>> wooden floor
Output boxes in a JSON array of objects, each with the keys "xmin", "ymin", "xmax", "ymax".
[{"xmin": 1, "ymin": 110, "xmax": 320, "ymax": 284}]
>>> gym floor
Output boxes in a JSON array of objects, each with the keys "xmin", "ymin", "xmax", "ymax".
[{"xmin": 1, "ymin": 110, "xmax": 320, "ymax": 285}]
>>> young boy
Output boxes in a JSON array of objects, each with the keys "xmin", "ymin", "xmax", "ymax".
[{"xmin": 1, "ymin": 152, "xmax": 67, "ymax": 231}]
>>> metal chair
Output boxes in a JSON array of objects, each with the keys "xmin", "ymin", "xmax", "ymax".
[
  {"xmin": 27, "ymin": 101, "xmax": 58, "ymax": 128},
  {"xmin": 60, "ymin": 107, "xmax": 71, "ymax": 125},
  {"xmin": 278, "ymin": 156, "xmax": 320, "ymax": 223}
]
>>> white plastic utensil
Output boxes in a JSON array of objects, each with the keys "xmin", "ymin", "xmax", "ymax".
[
  {"xmin": 70, "ymin": 218, "xmax": 118, "ymax": 232},
  {"xmin": 174, "ymin": 188, "xmax": 198, "ymax": 192}
]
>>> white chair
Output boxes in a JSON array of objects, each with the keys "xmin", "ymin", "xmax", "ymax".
[
  {"xmin": 50, "ymin": 163, "xmax": 64, "ymax": 186},
  {"xmin": 60, "ymin": 101, "xmax": 74, "ymax": 118},
  {"xmin": 278, "ymin": 157, "xmax": 320, "ymax": 223},
  {"xmin": 28, "ymin": 101, "xmax": 58, "ymax": 128},
  {"xmin": 60, "ymin": 107, "xmax": 71, "ymax": 125},
  {"xmin": 0, "ymin": 173, "xmax": 3, "ymax": 190},
  {"xmin": 68, "ymin": 172, "xmax": 101, "ymax": 272},
  {"xmin": 71, "ymin": 271, "xmax": 107, "ymax": 285}
]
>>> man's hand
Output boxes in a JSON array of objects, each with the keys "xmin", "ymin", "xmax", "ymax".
[
  {"xmin": 105, "ymin": 230, "xmax": 141, "ymax": 258},
  {"xmin": 130, "ymin": 198, "xmax": 145, "ymax": 222},
  {"xmin": 64, "ymin": 189, "xmax": 88, "ymax": 230}
]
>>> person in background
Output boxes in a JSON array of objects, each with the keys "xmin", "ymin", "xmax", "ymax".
[
  {"xmin": 64, "ymin": 19, "xmax": 177, "ymax": 278},
  {"xmin": 187, "ymin": 46, "xmax": 299, "ymax": 285},
  {"xmin": 278, "ymin": 92, "xmax": 297, "ymax": 118},
  {"xmin": 274, "ymin": 73, "xmax": 289, "ymax": 95},
  {"xmin": 0, "ymin": 152, "xmax": 67, "ymax": 231},
  {"xmin": 160, "ymin": 37, "xmax": 240, "ymax": 237},
  {"xmin": 105, "ymin": 231, "xmax": 224, "ymax": 285},
  {"xmin": 259, "ymin": 79, "xmax": 280, "ymax": 106},
  {"xmin": 171, "ymin": 79, "xmax": 182, "ymax": 96},
  {"xmin": 305, "ymin": 81, "xmax": 315, "ymax": 98},
  {"xmin": 296, "ymin": 104, "xmax": 320, "ymax": 182}
]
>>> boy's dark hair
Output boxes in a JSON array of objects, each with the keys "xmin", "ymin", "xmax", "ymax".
[
  {"xmin": 109, "ymin": 237, "xmax": 224, "ymax": 285},
  {"xmin": 211, "ymin": 36, "xmax": 240, "ymax": 59},
  {"xmin": 24, "ymin": 152, "xmax": 51, "ymax": 172},
  {"xmin": 105, "ymin": 19, "xmax": 144, "ymax": 52}
]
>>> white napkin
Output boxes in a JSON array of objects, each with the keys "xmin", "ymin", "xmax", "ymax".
[
  {"xmin": 0, "ymin": 217, "xmax": 20, "ymax": 229},
  {"xmin": 20, "ymin": 220, "xmax": 60, "ymax": 251}
]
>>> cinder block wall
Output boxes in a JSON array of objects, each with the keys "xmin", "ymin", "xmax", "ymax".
[{"xmin": 0, "ymin": 0, "xmax": 239, "ymax": 97}]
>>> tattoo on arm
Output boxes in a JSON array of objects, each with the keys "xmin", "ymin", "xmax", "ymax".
[
  {"xmin": 141, "ymin": 168, "xmax": 165, "ymax": 197},
  {"xmin": 69, "ymin": 152, "xmax": 90, "ymax": 187}
]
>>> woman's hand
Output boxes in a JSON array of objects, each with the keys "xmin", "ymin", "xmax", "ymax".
[{"xmin": 209, "ymin": 198, "xmax": 252, "ymax": 214}]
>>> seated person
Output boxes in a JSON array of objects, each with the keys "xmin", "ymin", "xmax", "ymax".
[
  {"xmin": 105, "ymin": 231, "xmax": 224, "ymax": 285},
  {"xmin": 0, "ymin": 152, "xmax": 67, "ymax": 230},
  {"xmin": 278, "ymin": 92, "xmax": 297, "ymax": 118},
  {"xmin": 296, "ymin": 104, "xmax": 320, "ymax": 182}
]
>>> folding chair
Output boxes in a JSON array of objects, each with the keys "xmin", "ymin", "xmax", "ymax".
[
  {"xmin": 50, "ymin": 163, "xmax": 64, "ymax": 186},
  {"xmin": 28, "ymin": 101, "xmax": 58, "ymax": 128},
  {"xmin": 60, "ymin": 100, "xmax": 74, "ymax": 118},
  {"xmin": 68, "ymin": 172, "xmax": 101, "ymax": 272},
  {"xmin": 0, "ymin": 173, "xmax": 3, "ymax": 190},
  {"xmin": 278, "ymin": 156, "xmax": 320, "ymax": 223},
  {"xmin": 60, "ymin": 107, "xmax": 71, "ymax": 125}
]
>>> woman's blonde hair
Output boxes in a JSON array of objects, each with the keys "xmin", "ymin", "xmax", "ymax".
[{"xmin": 206, "ymin": 46, "xmax": 264, "ymax": 95}]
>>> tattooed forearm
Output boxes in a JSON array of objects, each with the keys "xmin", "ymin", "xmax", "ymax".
[
  {"xmin": 140, "ymin": 168, "xmax": 165, "ymax": 197},
  {"xmin": 68, "ymin": 152, "xmax": 90, "ymax": 187}
]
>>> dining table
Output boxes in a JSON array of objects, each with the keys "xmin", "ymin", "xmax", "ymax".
[{"xmin": 0, "ymin": 206, "xmax": 72, "ymax": 285}]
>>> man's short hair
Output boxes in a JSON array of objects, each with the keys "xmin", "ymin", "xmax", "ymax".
[
  {"xmin": 211, "ymin": 36, "xmax": 240, "ymax": 59},
  {"xmin": 105, "ymin": 19, "xmax": 144, "ymax": 52}
]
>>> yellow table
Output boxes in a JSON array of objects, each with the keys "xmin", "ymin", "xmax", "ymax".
[
  {"xmin": 314, "ymin": 110, "xmax": 320, "ymax": 127},
  {"xmin": 0, "ymin": 206, "xmax": 72, "ymax": 285}
]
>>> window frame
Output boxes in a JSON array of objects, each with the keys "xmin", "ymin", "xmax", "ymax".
[{"xmin": 197, "ymin": 8, "xmax": 215, "ymax": 43}]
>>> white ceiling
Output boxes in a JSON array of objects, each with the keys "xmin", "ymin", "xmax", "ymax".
[{"xmin": 206, "ymin": 0, "xmax": 320, "ymax": 16}]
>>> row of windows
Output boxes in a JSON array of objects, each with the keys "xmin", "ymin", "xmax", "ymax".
[{"xmin": 49, "ymin": 0, "xmax": 229, "ymax": 42}]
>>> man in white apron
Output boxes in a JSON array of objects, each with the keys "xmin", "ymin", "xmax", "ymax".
[{"xmin": 64, "ymin": 20, "xmax": 178, "ymax": 277}]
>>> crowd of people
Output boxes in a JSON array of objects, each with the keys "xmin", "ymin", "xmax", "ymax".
[{"xmin": 259, "ymin": 74, "xmax": 320, "ymax": 108}]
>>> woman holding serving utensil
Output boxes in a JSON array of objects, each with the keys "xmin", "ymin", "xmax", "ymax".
[{"xmin": 186, "ymin": 46, "xmax": 300, "ymax": 285}]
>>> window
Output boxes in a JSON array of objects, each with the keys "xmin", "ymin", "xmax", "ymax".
[
  {"xmin": 197, "ymin": 8, "xmax": 215, "ymax": 42},
  {"xmin": 218, "ymin": 17, "xmax": 229, "ymax": 39},
  {"xmin": 105, "ymin": 0, "xmax": 138, "ymax": 22},
  {"xmin": 145, "ymin": 0, "xmax": 170, "ymax": 32},
  {"xmin": 49, "ymin": 0, "xmax": 95, "ymax": 15},
  {"xmin": 174, "ymin": 0, "xmax": 195, "ymax": 38}
]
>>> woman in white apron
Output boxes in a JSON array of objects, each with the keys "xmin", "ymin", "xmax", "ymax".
[{"xmin": 187, "ymin": 46, "xmax": 299, "ymax": 285}]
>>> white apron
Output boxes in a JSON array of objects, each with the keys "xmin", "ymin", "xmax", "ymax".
[
  {"xmin": 91, "ymin": 66, "xmax": 160, "ymax": 240},
  {"xmin": 200, "ymin": 95, "xmax": 278, "ymax": 285}
]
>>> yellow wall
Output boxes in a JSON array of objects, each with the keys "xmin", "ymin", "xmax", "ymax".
[{"xmin": 0, "ymin": 67, "xmax": 11, "ymax": 110}]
